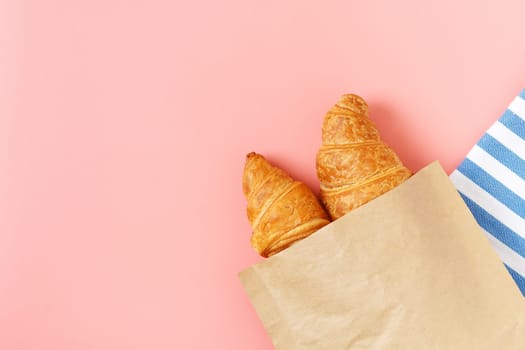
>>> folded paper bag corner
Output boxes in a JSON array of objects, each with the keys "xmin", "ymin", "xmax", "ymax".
[{"xmin": 239, "ymin": 161, "xmax": 525, "ymax": 350}]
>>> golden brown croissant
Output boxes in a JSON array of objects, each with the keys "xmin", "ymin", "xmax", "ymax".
[
  {"xmin": 316, "ymin": 94, "xmax": 412, "ymax": 220},
  {"xmin": 243, "ymin": 152, "xmax": 330, "ymax": 257}
]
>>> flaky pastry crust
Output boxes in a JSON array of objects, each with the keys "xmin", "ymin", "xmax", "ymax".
[
  {"xmin": 316, "ymin": 94, "xmax": 411, "ymax": 220},
  {"xmin": 243, "ymin": 153, "xmax": 330, "ymax": 257}
]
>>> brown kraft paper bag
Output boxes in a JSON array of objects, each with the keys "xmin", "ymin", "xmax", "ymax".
[{"xmin": 239, "ymin": 162, "xmax": 525, "ymax": 349}]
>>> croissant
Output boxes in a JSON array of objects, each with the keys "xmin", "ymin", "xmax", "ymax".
[
  {"xmin": 243, "ymin": 152, "xmax": 330, "ymax": 257},
  {"xmin": 316, "ymin": 94, "xmax": 412, "ymax": 220}
]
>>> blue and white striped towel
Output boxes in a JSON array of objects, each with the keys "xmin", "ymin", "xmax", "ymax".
[{"xmin": 450, "ymin": 89, "xmax": 525, "ymax": 296}]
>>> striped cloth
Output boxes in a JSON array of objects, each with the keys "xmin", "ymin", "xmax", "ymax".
[{"xmin": 450, "ymin": 89, "xmax": 525, "ymax": 296}]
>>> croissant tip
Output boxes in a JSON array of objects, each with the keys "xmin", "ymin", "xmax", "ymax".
[
  {"xmin": 336, "ymin": 94, "xmax": 368, "ymax": 115},
  {"xmin": 339, "ymin": 93, "xmax": 365, "ymax": 101},
  {"xmin": 245, "ymin": 152, "xmax": 265, "ymax": 165},
  {"xmin": 341, "ymin": 93, "xmax": 363, "ymax": 100}
]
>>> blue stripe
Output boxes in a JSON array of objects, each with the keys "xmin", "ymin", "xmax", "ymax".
[
  {"xmin": 477, "ymin": 134, "xmax": 525, "ymax": 180},
  {"xmin": 520, "ymin": 89, "xmax": 525, "ymax": 99},
  {"xmin": 457, "ymin": 160, "xmax": 525, "ymax": 218},
  {"xmin": 505, "ymin": 265, "xmax": 525, "ymax": 296},
  {"xmin": 458, "ymin": 193, "xmax": 525, "ymax": 258},
  {"xmin": 499, "ymin": 109, "xmax": 525, "ymax": 139}
]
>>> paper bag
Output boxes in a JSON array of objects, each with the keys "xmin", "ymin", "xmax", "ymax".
[{"xmin": 239, "ymin": 162, "xmax": 525, "ymax": 349}]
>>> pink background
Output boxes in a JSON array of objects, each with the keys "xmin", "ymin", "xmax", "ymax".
[{"xmin": 2, "ymin": 0, "xmax": 525, "ymax": 349}]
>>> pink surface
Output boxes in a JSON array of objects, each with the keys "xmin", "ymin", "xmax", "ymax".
[{"xmin": 2, "ymin": 0, "xmax": 525, "ymax": 348}]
